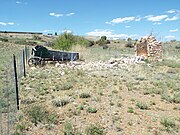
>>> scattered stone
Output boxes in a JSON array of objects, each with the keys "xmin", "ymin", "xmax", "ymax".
[{"xmin": 54, "ymin": 56, "xmax": 147, "ymax": 73}]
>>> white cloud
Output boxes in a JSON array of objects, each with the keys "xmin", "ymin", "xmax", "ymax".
[
  {"xmin": 145, "ymin": 15, "xmax": 168, "ymax": 22},
  {"xmin": 61, "ymin": 30, "xmax": 72, "ymax": 33},
  {"xmin": 135, "ymin": 17, "xmax": 141, "ymax": 22},
  {"xmin": 112, "ymin": 17, "xmax": 135, "ymax": 24},
  {"xmin": 86, "ymin": 29, "xmax": 139, "ymax": 39},
  {"xmin": 153, "ymin": 22, "xmax": 162, "ymax": 25},
  {"xmin": 8, "ymin": 22, "xmax": 14, "ymax": 25},
  {"xmin": 16, "ymin": 1, "xmax": 22, "ymax": 4},
  {"xmin": 106, "ymin": 16, "xmax": 142, "ymax": 25},
  {"xmin": 49, "ymin": 12, "xmax": 63, "ymax": 17},
  {"xmin": 169, "ymin": 29, "xmax": 178, "ymax": 32},
  {"xmin": 125, "ymin": 26, "xmax": 131, "ymax": 28},
  {"xmin": 106, "ymin": 16, "xmax": 135, "ymax": 25},
  {"xmin": 167, "ymin": 9, "xmax": 176, "ymax": 14},
  {"xmin": 164, "ymin": 35, "xmax": 176, "ymax": 39},
  {"xmin": 43, "ymin": 30, "xmax": 53, "ymax": 33},
  {"xmin": 0, "ymin": 22, "xmax": 15, "ymax": 26},
  {"xmin": 86, "ymin": 29, "xmax": 115, "ymax": 37},
  {"xmin": 0, "ymin": 22, "xmax": 7, "ymax": 26},
  {"xmin": 49, "ymin": 12, "xmax": 75, "ymax": 17},
  {"xmin": 16, "ymin": 1, "xmax": 27, "ymax": 4},
  {"xmin": 129, "ymin": 34, "xmax": 140, "ymax": 39},
  {"xmin": 144, "ymin": 15, "xmax": 153, "ymax": 18},
  {"xmin": 105, "ymin": 21, "xmax": 111, "ymax": 24},
  {"xmin": 66, "ymin": 13, "xmax": 75, "ymax": 16},
  {"xmin": 165, "ymin": 16, "xmax": 179, "ymax": 21},
  {"xmin": 167, "ymin": 9, "xmax": 180, "ymax": 14}
]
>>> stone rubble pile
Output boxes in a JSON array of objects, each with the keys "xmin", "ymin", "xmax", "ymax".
[{"xmin": 55, "ymin": 56, "xmax": 145, "ymax": 71}]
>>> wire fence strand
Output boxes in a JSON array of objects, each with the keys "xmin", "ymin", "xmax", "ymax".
[{"xmin": 0, "ymin": 46, "xmax": 30, "ymax": 135}]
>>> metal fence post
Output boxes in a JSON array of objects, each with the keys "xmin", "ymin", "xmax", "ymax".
[
  {"xmin": 13, "ymin": 55, "xmax": 19, "ymax": 110},
  {"xmin": 23, "ymin": 49, "xmax": 26, "ymax": 77}
]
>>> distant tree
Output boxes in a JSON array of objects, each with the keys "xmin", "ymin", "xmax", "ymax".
[
  {"xmin": 96, "ymin": 36, "xmax": 109, "ymax": 46},
  {"xmin": 100, "ymin": 36, "xmax": 107, "ymax": 41},
  {"xmin": 48, "ymin": 33, "xmax": 53, "ymax": 36},
  {"xmin": 55, "ymin": 32, "xmax": 58, "ymax": 36},
  {"xmin": 53, "ymin": 32, "xmax": 93, "ymax": 50},
  {"xmin": 106, "ymin": 40, "xmax": 110, "ymax": 44},
  {"xmin": 170, "ymin": 39, "xmax": 176, "ymax": 42},
  {"xmin": 125, "ymin": 37, "xmax": 134, "ymax": 48},
  {"xmin": 127, "ymin": 37, "xmax": 132, "ymax": 42},
  {"xmin": 53, "ymin": 32, "xmax": 75, "ymax": 51}
]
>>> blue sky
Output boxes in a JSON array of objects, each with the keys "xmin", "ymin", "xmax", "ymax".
[{"xmin": 0, "ymin": 0, "xmax": 180, "ymax": 41}]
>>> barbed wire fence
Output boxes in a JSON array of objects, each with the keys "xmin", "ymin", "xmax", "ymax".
[{"xmin": 0, "ymin": 46, "xmax": 30, "ymax": 135}]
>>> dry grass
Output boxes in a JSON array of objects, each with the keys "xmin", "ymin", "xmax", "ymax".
[{"xmin": 2, "ymin": 40, "xmax": 179, "ymax": 135}]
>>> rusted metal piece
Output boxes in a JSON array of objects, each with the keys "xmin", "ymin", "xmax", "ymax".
[{"xmin": 28, "ymin": 45, "xmax": 79, "ymax": 66}]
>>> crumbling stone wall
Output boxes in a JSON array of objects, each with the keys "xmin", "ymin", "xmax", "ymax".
[{"xmin": 135, "ymin": 35, "xmax": 163, "ymax": 61}]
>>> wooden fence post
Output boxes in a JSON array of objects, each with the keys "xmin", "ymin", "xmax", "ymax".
[{"xmin": 13, "ymin": 55, "xmax": 19, "ymax": 110}]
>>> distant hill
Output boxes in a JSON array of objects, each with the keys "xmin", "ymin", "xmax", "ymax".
[{"xmin": 83, "ymin": 36, "xmax": 100, "ymax": 41}]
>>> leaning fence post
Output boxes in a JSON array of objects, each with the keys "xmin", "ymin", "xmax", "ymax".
[
  {"xmin": 23, "ymin": 49, "xmax": 26, "ymax": 77},
  {"xmin": 13, "ymin": 55, "xmax": 19, "ymax": 110}
]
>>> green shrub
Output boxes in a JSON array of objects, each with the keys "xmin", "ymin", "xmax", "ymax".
[
  {"xmin": 136, "ymin": 101, "xmax": 149, "ymax": 110},
  {"xmin": 161, "ymin": 90, "xmax": 173, "ymax": 103},
  {"xmin": 0, "ymin": 99, "xmax": 8, "ymax": 112},
  {"xmin": 87, "ymin": 107, "xmax": 97, "ymax": 113},
  {"xmin": 63, "ymin": 121, "xmax": 74, "ymax": 135},
  {"xmin": 14, "ymin": 40, "xmax": 28, "ymax": 45},
  {"xmin": 33, "ymin": 35, "xmax": 41, "ymax": 40},
  {"xmin": 127, "ymin": 107, "xmax": 134, "ymax": 113},
  {"xmin": 21, "ymin": 97, "xmax": 37, "ymax": 104},
  {"xmin": 77, "ymin": 105, "xmax": 84, "ymax": 110},
  {"xmin": 143, "ymin": 88, "xmax": 162, "ymax": 95},
  {"xmin": 87, "ymin": 40, "xmax": 95, "ymax": 47},
  {"xmin": 53, "ymin": 32, "xmax": 75, "ymax": 51},
  {"xmin": 160, "ymin": 118, "xmax": 175, "ymax": 131},
  {"xmin": 0, "ymin": 37, "xmax": 8, "ymax": 42},
  {"xmin": 60, "ymin": 81, "xmax": 73, "ymax": 90},
  {"xmin": 27, "ymin": 105, "xmax": 47, "ymax": 125},
  {"xmin": 26, "ymin": 105, "xmax": 58, "ymax": 126},
  {"xmin": 14, "ymin": 123, "xmax": 26, "ymax": 134},
  {"xmin": 156, "ymin": 59, "xmax": 180, "ymax": 68},
  {"xmin": 79, "ymin": 93, "xmax": 91, "ymax": 98},
  {"xmin": 96, "ymin": 36, "xmax": 110, "ymax": 46},
  {"xmin": 52, "ymin": 98, "xmax": 69, "ymax": 107},
  {"xmin": 86, "ymin": 124, "xmax": 103, "ymax": 135},
  {"xmin": 75, "ymin": 36, "xmax": 94, "ymax": 47},
  {"xmin": 125, "ymin": 42, "xmax": 134, "ymax": 48},
  {"xmin": 135, "ymin": 77, "xmax": 145, "ymax": 81},
  {"xmin": 53, "ymin": 32, "xmax": 92, "ymax": 50},
  {"xmin": 47, "ymin": 113, "xmax": 58, "ymax": 124},
  {"xmin": 173, "ymin": 91, "xmax": 180, "ymax": 103},
  {"xmin": 102, "ymin": 44, "xmax": 108, "ymax": 49}
]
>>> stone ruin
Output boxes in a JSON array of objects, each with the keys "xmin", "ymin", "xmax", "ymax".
[{"xmin": 135, "ymin": 35, "xmax": 163, "ymax": 61}]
